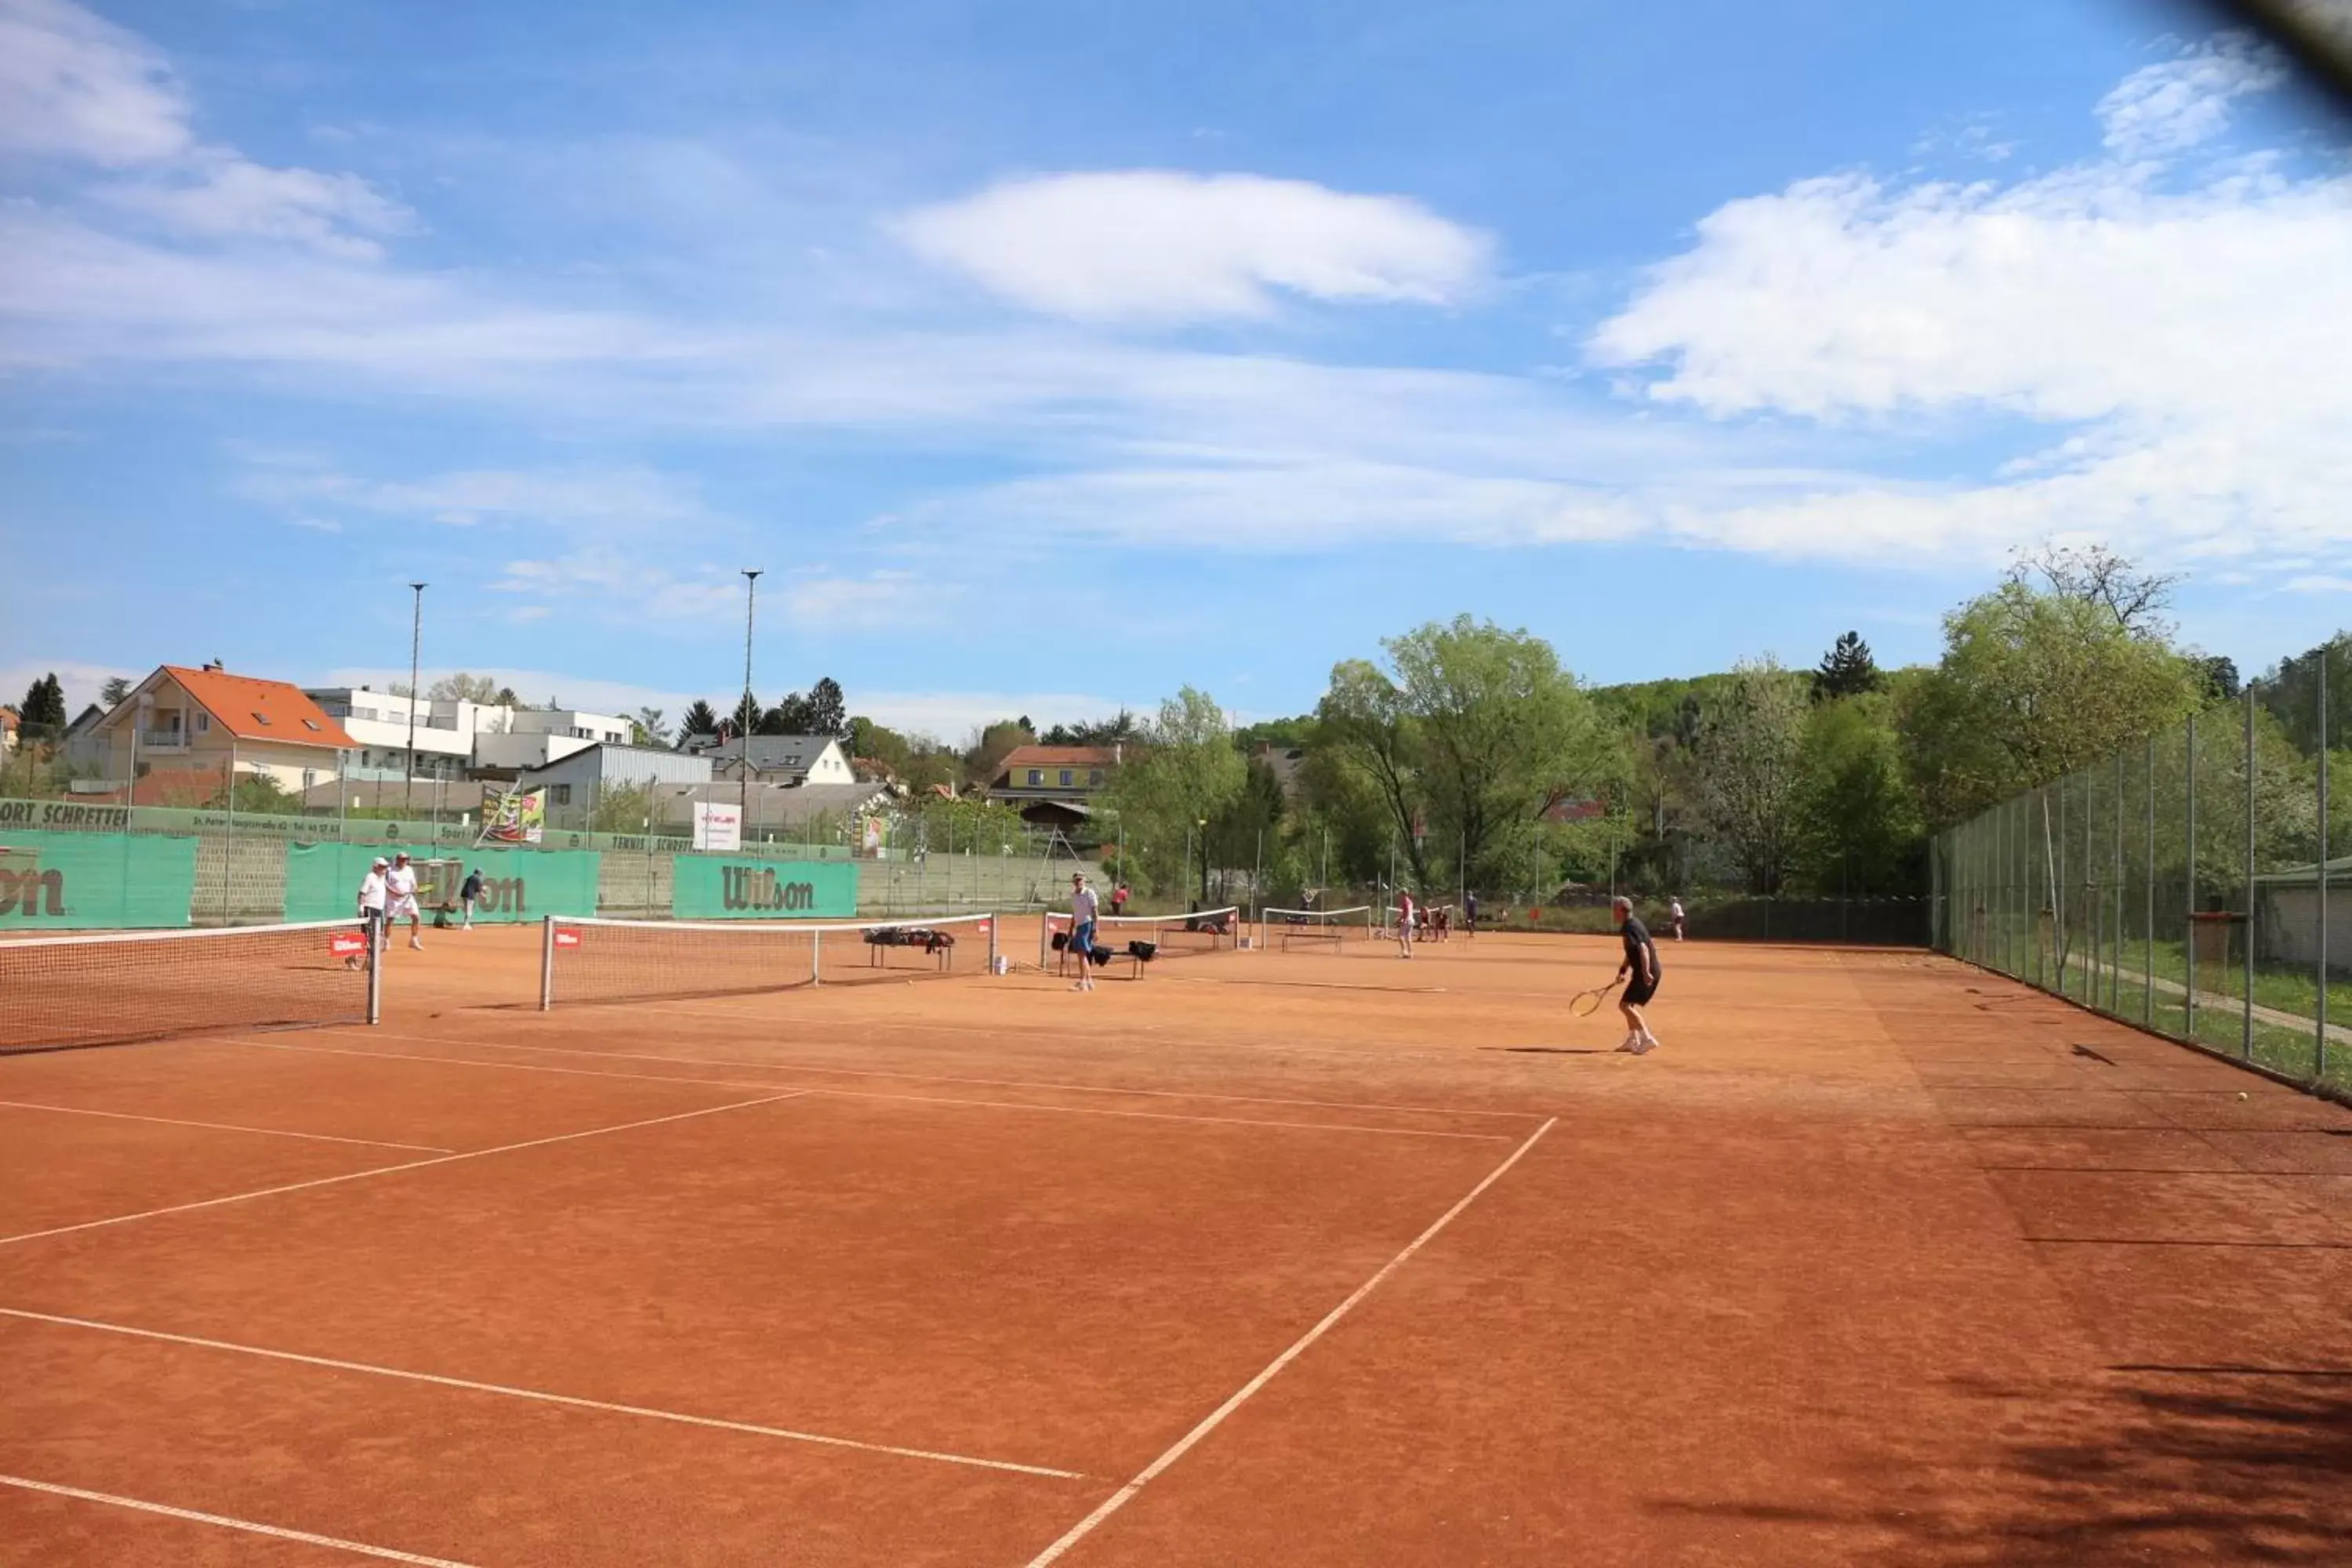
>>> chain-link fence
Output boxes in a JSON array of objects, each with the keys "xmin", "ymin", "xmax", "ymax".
[{"xmin": 1933, "ymin": 637, "xmax": 2347, "ymax": 1096}]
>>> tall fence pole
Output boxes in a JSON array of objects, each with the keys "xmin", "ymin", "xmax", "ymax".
[
  {"xmin": 2244, "ymin": 686, "xmax": 2256, "ymax": 1064},
  {"xmin": 2144, "ymin": 735, "xmax": 2155, "ymax": 1030},
  {"xmin": 2319, "ymin": 651, "xmax": 2330, "ymax": 1080},
  {"xmin": 2185, "ymin": 713, "xmax": 2198, "ymax": 1042},
  {"xmin": 2113, "ymin": 752, "xmax": 2125, "ymax": 1014}
]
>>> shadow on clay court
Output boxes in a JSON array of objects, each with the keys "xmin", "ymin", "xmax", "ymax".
[
  {"xmin": 1645, "ymin": 1373, "xmax": 2352, "ymax": 1566},
  {"xmin": 1482, "ymin": 1046, "xmax": 1613, "ymax": 1056}
]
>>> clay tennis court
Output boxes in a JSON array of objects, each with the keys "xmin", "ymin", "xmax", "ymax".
[{"xmin": 4, "ymin": 925, "xmax": 2348, "ymax": 1566}]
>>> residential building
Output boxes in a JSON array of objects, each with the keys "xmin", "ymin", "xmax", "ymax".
[
  {"xmin": 517, "ymin": 742, "xmax": 713, "ymax": 812},
  {"xmin": 94, "ymin": 665, "xmax": 354, "ymax": 797},
  {"xmin": 0, "ymin": 706, "xmax": 15, "ymax": 757},
  {"xmin": 987, "ymin": 744, "xmax": 1122, "ymax": 830},
  {"xmin": 303, "ymin": 687, "xmax": 633, "ymax": 782},
  {"xmin": 60, "ymin": 705, "xmax": 109, "ymax": 771},
  {"xmin": 703, "ymin": 735, "xmax": 857, "ymax": 786}
]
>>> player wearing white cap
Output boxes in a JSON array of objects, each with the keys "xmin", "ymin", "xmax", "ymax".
[
  {"xmin": 384, "ymin": 851, "xmax": 424, "ymax": 951},
  {"xmin": 352, "ymin": 857, "xmax": 389, "ymax": 969}
]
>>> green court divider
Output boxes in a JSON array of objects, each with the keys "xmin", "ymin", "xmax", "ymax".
[
  {"xmin": 0, "ymin": 828, "xmax": 199, "ymax": 929},
  {"xmin": 671, "ymin": 856, "xmax": 858, "ymax": 920},
  {"xmin": 284, "ymin": 844, "xmax": 601, "ymax": 925}
]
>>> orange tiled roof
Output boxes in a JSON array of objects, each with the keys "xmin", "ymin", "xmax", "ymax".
[
  {"xmin": 1000, "ymin": 745, "xmax": 1121, "ymax": 771},
  {"xmin": 156, "ymin": 666, "xmax": 356, "ymax": 750}
]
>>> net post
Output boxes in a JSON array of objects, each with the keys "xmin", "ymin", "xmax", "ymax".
[
  {"xmin": 539, "ymin": 915, "xmax": 555, "ymax": 1011},
  {"xmin": 366, "ymin": 918, "xmax": 383, "ymax": 1026},
  {"xmin": 987, "ymin": 910, "xmax": 1000, "ymax": 974},
  {"xmin": 811, "ymin": 927, "xmax": 821, "ymax": 987}
]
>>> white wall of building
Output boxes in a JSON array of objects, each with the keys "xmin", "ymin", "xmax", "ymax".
[{"xmin": 306, "ymin": 688, "xmax": 633, "ymax": 779}]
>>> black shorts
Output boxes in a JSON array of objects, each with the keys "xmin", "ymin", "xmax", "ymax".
[{"xmin": 1623, "ymin": 971, "xmax": 1659, "ymax": 1006}]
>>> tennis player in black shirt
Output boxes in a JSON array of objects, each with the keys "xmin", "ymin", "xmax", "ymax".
[{"xmin": 1612, "ymin": 896, "xmax": 1661, "ymax": 1055}]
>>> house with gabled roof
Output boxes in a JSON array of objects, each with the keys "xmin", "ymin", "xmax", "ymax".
[{"xmin": 92, "ymin": 663, "xmax": 355, "ymax": 800}]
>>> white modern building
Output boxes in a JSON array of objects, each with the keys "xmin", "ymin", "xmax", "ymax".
[{"xmin": 303, "ymin": 687, "xmax": 633, "ymax": 782}]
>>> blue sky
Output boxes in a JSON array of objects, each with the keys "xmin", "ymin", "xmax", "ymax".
[{"xmin": 5, "ymin": 0, "xmax": 2350, "ymax": 738}]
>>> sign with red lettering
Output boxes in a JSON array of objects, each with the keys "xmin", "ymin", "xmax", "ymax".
[{"xmin": 553, "ymin": 927, "xmax": 583, "ymax": 949}]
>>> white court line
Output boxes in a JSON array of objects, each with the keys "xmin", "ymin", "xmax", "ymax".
[
  {"xmin": 0, "ymin": 1473, "xmax": 477, "ymax": 1566},
  {"xmin": 0, "ymin": 1093, "xmax": 804, "ymax": 1248},
  {"xmin": 0, "ymin": 1308, "xmax": 1083, "ymax": 1481},
  {"xmin": 0, "ymin": 1100, "xmax": 452, "ymax": 1154},
  {"xmin": 1021, "ymin": 1116, "xmax": 1558, "ymax": 1567},
  {"xmin": 339, "ymin": 1027, "xmax": 1535, "ymax": 1122},
  {"xmin": 228, "ymin": 1040, "xmax": 1508, "ymax": 1142}
]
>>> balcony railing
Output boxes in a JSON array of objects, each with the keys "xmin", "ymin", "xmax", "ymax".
[{"xmin": 136, "ymin": 730, "xmax": 190, "ymax": 749}]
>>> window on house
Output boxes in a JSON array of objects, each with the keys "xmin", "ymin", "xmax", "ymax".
[
  {"xmin": 252, "ymin": 712, "xmax": 271, "ymax": 725},
  {"xmin": 553, "ymin": 785, "xmax": 572, "ymax": 804},
  {"xmin": 1027, "ymin": 769, "xmax": 1043, "ymax": 786},
  {"xmin": 302, "ymin": 719, "xmax": 321, "ymax": 731},
  {"xmin": 1059, "ymin": 769, "xmax": 1074, "ymax": 787},
  {"xmin": 193, "ymin": 713, "xmax": 210, "ymax": 733}
]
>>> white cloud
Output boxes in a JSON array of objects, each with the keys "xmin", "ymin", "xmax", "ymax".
[
  {"xmin": 2096, "ymin": 34, "xmax": 2285, "ymax": 160},
  {"xmin": 1586, "ymin": 35, "xmax": 2352, "ymax": 575},
  {"xmin": 0, "ymin": 0, "xmax": 413, "ymax": 258},
  {"xmin": 2284, "ymin": 575, "xmax": 2352, "ymax": 594},
  {"xmin": 99, "ymin": 151, "xmax": 417, "ymax": 259},
  {"xmin": 0, "ymin": 0, "xmax": 186, "ymax": 166},
  {"xmin": 892, "ymin": 171, "xmax": 1489, "ymax": 324},
  {"xmin": 938, "ymin": 459, "xmax": 1648, "ymax": 551}
]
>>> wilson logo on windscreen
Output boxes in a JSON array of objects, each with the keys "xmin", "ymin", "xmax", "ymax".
[{"xmin": 721, "ymin": 866, "xmax": 817, "ymax": 912}]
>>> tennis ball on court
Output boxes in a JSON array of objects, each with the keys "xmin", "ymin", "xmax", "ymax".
[{"xmin": 2237, "ymin": 1091, "xmax": 2249, "ymax": 1102}]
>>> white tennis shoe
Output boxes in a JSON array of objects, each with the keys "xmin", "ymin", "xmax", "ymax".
[{"xmin": 1628, "ymin": 1034, "xmax": 1659, "ymax": 1055}]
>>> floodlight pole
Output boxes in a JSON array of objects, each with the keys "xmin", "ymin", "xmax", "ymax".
[
  {"xmin": 740, "ymin": 569, "xmax": 762, "ymax": 838},
  {"xmin": 403, "ymin": 583, "xmax": 428, "ymax": 818}
]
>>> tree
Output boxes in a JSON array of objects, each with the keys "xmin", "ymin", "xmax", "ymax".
[
  {"xmin": 494, "ymin": 686, "xmax": 520, "ymax": 707},
  {"xmin": 1900, "ymin": 579, "xmax": 2201, "ymax": 824},
  {"xmin": 1392, "ymin": 616, "xmax": 1607, "ymax": 898},
  {"xmin": 1695, "ymin": 658, "xmax": 1808, "ymax": 895},
  {"xmin": 1315, "ymin": 659, "xmax": 1425, "ymax": 887},
  {"xmin": 1811, "ymin": 631, "xmax": 1882, "ymax": 702},
  {"xmin": 99, "ymin": 676, "xmax": 132, "ymax": 710},
  {"xmin": 1795, "ymin": 692, "xmax": 1922, "ymax": 896},
  {"xmin": 762, "ymin": 691, "xmax": 813, "ymax": 734},
  {"xmin": 2198, "ymin": 655, "xmax": 2242, "ymax": 703},
  {"xmin": 2008, "ymin": 542, "xmax": 2179, "ymax": 639},
  {"xmin": 2255, "ymin": 633, "xmax": 2349, "ymax": 758},
  {"xmin": 1105, "ymin": 688, "xmax": 1247, "ymax": 905},
  {"xmin": 677, "ymin": 699, "xmax": 720, "ymax": 742},
  {"xmin": 731, "ymin": 690, "xmax": 764, "ymax": 739},
  {"xmin": 632, "ymin": 707, "xmax": 669, "ymax": 748},
  {"xmin": 426, "ymin": 673, "xmax": 502, "ymax": 702},
  {"xmin": 19, "ymin": 673, "xmax": 66, "ymax": 731},
  {"xmin": 1316, "ymin": 617, "xmax": 1607, "ymax": 896},
  {"xmin": 804, "ymin": 677, "xmax": 848, "ymax": 738}
]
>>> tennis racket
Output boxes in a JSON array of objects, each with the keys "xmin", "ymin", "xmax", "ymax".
[{"xmin": 1568, "ymin": 978, "xmax": 1621, "ymax": 1017}]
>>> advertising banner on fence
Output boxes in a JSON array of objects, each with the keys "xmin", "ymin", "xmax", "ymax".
[
  {"xmin": 671, "ymin": 856, "xmax": 856, "ymax": 920},
  {"xmin": 691, "ymin": 801, "xmax": 741, "ymax": 853},
  {"xmin": 480, "ymin": 789, "xmax": 545, "ymax": 845},
  {"xmin": 0, "ymin": 828, "xmax": 198, "ymax": 929},
  {"xmin": 284, "ymin": 844, "xmax": 601, "ymax": 925}
]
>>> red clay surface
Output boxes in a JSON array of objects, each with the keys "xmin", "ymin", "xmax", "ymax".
[{"xmin": 3, "ymin": 921, "xmax": 2348, "ymax": 1566}]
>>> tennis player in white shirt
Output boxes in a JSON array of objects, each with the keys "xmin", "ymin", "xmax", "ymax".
[
  {"xmin": 1069, "ymin": 873, "xmax": 1099, "ymax": 993},
  {"xmin": 352, "ymin": 857, "xmax": 389, "ymax": 968},
  {"xmin": 384, "ymin": 851, "xmax": 425, "ymax": 951}
]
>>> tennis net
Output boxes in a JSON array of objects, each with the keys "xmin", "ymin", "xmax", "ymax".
[
  {"xmin": 1258, "ymin": 906, "xmax": 1375, "ymax": 950},
  {"xmin": 0, "ymin": 918, "xmax": 379, "ymax": 1054},
  {"xmin": 1042, "ymin": 906, "xmax": 1241, "ymax": 973},
  {"xmin": 540, "ymin": 912, "xmax": 998, "ymax": 1008}
]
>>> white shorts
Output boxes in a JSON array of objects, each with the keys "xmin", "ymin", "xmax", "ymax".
[{"xmin": 388, "ymin": 895, "xmax": 421, "ymax": 920}]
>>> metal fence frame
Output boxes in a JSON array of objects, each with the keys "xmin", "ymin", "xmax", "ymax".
[{"xmin": 1933, "ymin": 640, "xmax": 2345, "ymax": 1098}]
